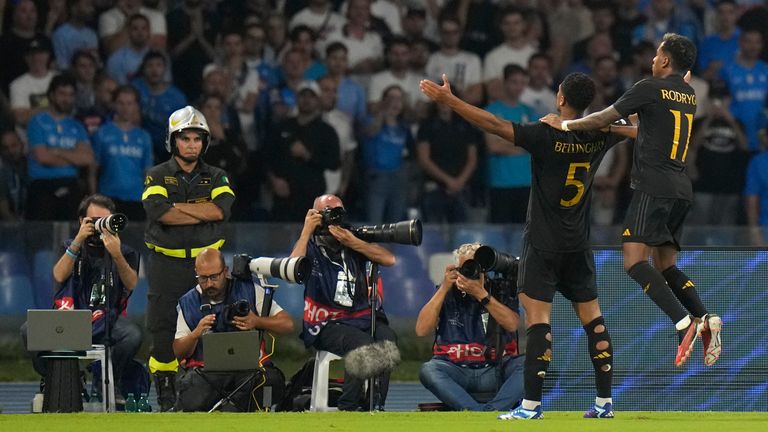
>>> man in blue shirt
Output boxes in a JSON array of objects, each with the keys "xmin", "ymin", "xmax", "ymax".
[
  {"xmin": 485, "ymin": 64, "xmax": 537, "ymax": 223},
  {"xmin": 26, "ymin": 75, "xmax": 94, "ymax": 220},
  {"xmin": 696, "ymin": 0, "xmax": 740, "ymax": 81},
  {"xmin": 106, "ymin": 14, "xmax": 151, "ymax": 85},
  {"xmin": 719, "ymin": 29, "xmax": 768, "ymax": 151},
  {"xmin": 131, "ymin": 51, "xmax": 187, "ymax": 162},
  {"xmin": 93, "ymin": 85, "xmax": 153, "ymax": 221},
  {"xmin": 51, "ymin": 0, "xmax": 99, "ymax": 69}
]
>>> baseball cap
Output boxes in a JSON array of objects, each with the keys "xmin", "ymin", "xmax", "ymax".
[{"xmin": 296, "ymin": 80, "xmax": 321, "ymax": 96}]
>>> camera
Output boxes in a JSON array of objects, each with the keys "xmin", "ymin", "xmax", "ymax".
[
  {"xmin": 352, "ymin": 219, "xmax": 423, "ymax": 246},
  {"xmin": 92, "ymin": 213, "xmax": 128, "ymax": 235},
  {"xmin": 231, "ymin": 254, "xmax": 310, "ymax": 284},
  {"xmin": 474, "ymin": 246, "xmax": 519, "ymax": 277},
  {"xmin": 320, "ymin": 206, "xmax": 347, "ymax": 227},
  {"xmin": 223, "ymin": 299, "xmax": 250, "ymax": 322},
  {"xmin": 457, "ymin": 259, "xmax": 482, "ymax": 280}
]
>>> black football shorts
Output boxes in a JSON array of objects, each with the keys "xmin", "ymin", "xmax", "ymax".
[
  {"xmin": 517, "ymin": 240, "xmax": 598, "ymax": 303},
  {"xmin": 622, "ymin": 190, "xmax": 691, "ymax": 250}
]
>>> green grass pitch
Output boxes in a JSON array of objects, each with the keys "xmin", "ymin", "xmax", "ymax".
[{"xmin": 1, "ymin": 411, "xmax": 767, "ymax": 432}]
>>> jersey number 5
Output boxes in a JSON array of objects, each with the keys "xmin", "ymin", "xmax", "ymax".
[
  {"xmin": 561, "ymin": 162, "xmax": 591, "ymax": 207},
  {"xmin": 669, "ymin": 109, "xmax": 693, "ymax": 162}
]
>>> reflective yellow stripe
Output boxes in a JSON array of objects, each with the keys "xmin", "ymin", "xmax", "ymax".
[
  {"xmin": 190, "ymin": 239, "xmax": 225, "ymax": 257},
  {"xmin": 146, "ymin": 239, "xmax": 226, "ymax": 259},
  {"xmin": 142, "ymin": 185, "xmax": 168, "ymax": 201},
  {"xmin": 211, "ymin": 185, "xmax": 235, "ymax": 200},
  {"xmin": 149, "ymin": 356, "xmax": 179, "ymax": 373}
]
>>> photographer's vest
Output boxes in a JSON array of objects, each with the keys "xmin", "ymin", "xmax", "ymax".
[
  {"xmin": 53, "ymin": 240, "xmax": 137, "ymax": 339},
  {"xmin": 177, "ymin": 278, "xmax": 257, "ymax": 366},
  {"xmin": 301, "ymin": 239, "xmax": 379, "ymax": 347},
  {"xmin": 432, "ymin": 288, "xmax": 519, "ymax": 367}
]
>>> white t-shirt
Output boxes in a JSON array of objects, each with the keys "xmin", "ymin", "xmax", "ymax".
[
  {"xmin": 425, "ymin": 50, "xmax": 483, "ymax": 91},
  {"xmin": 323, "ymin": 109, "xmax": 357, "ymax": 194},
  {"xmin": 174, "ymin": 283, "xmax": 284, "ymax": 339},
  {"xmin": 288, "ymin": 7, "xmax": 345, "ymax": 40},
  {"xmin": 520, "ymin": 86, "xmax": 556, "ymax": 119},
  {"xmin": 10, "ymin": 72, "xmax": 57, "ymax": 109},
  {"xmin": 98, "ymin": 6, "xmax": 167, "ymax": 38},
  {"xmin": 322, "ymin": 29, "xmax": 383, "ymax": 70},
  {"xmin": 368, "ymin": 69, "xmax": 426, "ymax": 105},
  {"xmin": 483, "ymin": 43, "xmax": 536, "ymax": 82},
  {"xmin": 340, "ymin": 0, "xmax": 403, "ymax": 35}
]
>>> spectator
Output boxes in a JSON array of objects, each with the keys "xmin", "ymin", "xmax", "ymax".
[
  {"xmin": 416, "ymin": 102, "xmax": 478, "ymax": 224},
  {"xmin": 745, "ymin": 133, "xmax": 768, "ymax": 244},
  {"xmin": 719, "ymin": 29, "xmax": 768, "ymax": 152},
  {"xmin": 614, "ymin": 0, "xmax": 647, "ymax": 64},
  {"xmin": 697, "ymin": 0, "xmax": 741, "ymax": 81},
  {"xmin": 266, "ymin": 80, "xmax": 340, "ymax": 222},
  {"xmin": 264, "ymin": 13, "xmax": 289, "ymax": 66},
  {"xmin": 362, "ymin": 85, "xmax": 413, "ymax": 223},
  {"xmin": 631, "ymin": 0, "xmax": 701, "ymax": 47},
  {"xmin": 484, "ymin": 65, "xmax": 536, "ymax": 224},
  {"xmin": 441, "ymin": 0, "xmax": 501, "ymax": 58},
  {"xmin": 98, "ymin": 0, "xmax": 167, "ymax": 55},
  {"xmin": 562, "ymin": 33, "xmax": 616, "ymax": 78},
  {"xmin": 289, "ymin": 0, "xmax": 345, "ymax": 41},
  {"xmin": 416, "ymin": 243, "xmax": 523, "ymax": 411},
  {"xmin": 323, "ymin": 0, "xmax": 384, "ymax": 76},
  {"xmin": 20, "ymin": 194, "xmax": 142, "ymax": 403},
  {"xmin": 106, "ymin": 14, "xmax": 152, "ymax": 85},
  {"xmin": 688, "ymin": 82, "xmax": 749, "ymax": 225},
  {"xmin": 0, "ymin": 130, "xmax": 28, "ymax": 221},
  {"xmin": 289, "ymin": 25, "xmax": 327, "ymax": 80},
  {"xmin": 131, "ymin": 51, "xmax": 188, "ymax": 161},
  {"xmin": 318, "ymin": 75, "xmax": 357, "ymax": 197},
  {"xmin": 589, "ymin": 55, "xmax": 626, "ymax": 112},
  {"xmin": 166, "ymin": 0, "xmax": 219, "ymax": 100},
  {"xmin": 51, "ymin": 0, "xmax": 98, "ymax": 70},
  {"xmin": 92, "ymin": 85, "xmax": 153, "ymax": 221},
  {"xmin": 269, "ymin": 49, "xmax": 306, "ymax": 124},
  {"xmin": 0, "ymin": 0, "xmax": 50, "ymax": 94},
  {"xmin": 368, "ymin": 37, "xmax": 428, "ymax": 119},
  {"xmin": 290, "ymin": 193, "xmax": 398, "ymax": 411},
  {"xmin": 323, "ymin": 42, "xmax": 367, "ymax": 132},
  {"xmin": 245, "ymin": 23, "xmax": 280, "ymax": 148},
  {"xmin": 571, "ymin": 1, "xmax": 617, "ymax": 65},
  {"xmin": 483, "ymin": 7, "xmax": 536, "ymax": 102},
  {"xmin": 197, "ymin": 94, "xmax": 248, "ymax": 188},
  {"xmin": 26, "ymin": 75, "xmax": 94, "ymax": 220},
  {"xmin": 10, "ymin": 38, "xmax": 57, "ymax": 130},
  {"xmin": 78, "ymin": 74, "xmax": 118, "ymax": 136},
  {"xmin": 520, "ymin": 53, "xmax": 556, "ymax": 118},
  {"xmin": 173, "ymin": 248, "xmax": 293, "ymax": 412},
  {"xmin": 425, "ymin": 15, "xmax": 484, "ymax": 107},
  {"xmin": 70, "ymin": 51, "xmax": 101, "ymax": 135}
]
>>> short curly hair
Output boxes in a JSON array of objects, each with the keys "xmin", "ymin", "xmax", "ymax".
[{"xmin": 453, "ymin": 243, "xmax": 481, "ymax": 263}]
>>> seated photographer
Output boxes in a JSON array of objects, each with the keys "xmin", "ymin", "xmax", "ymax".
[
  {"xmin": 173, "ymin": 248, "xmax": 294, "ymax": 412},
  {"xmin": 291, "ymin": 194, "xmax": 400, "ymax": 411},
  {"xmin": 415, "ymin": 243, "xmax": 524, "ymax": 412},
  {"xmin": 20, "ymin": 194, "xmax": 142, "ymax": 402}
]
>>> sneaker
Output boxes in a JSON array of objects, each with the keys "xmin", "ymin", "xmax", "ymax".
[
  {"xmin": 700, "ymin": 314, "xmax": 722, "ymax": 366},
  {"xmin": 675, "ymin": 317, "xmax": 703, "ymax": 367},
  {"xmin": 497, "ymin": 405, "xmax": 544, "ymax": 420},
  {"xmin": 583, "ymin": 402, "xmax": 614, "ymax": 418}
]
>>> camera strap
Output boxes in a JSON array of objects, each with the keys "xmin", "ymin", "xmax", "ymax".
[{"xmin": 320, "ymin": 246, "xmax": 356, "ymax": 307}]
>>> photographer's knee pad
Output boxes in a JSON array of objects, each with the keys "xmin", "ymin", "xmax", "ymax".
[{"xmin": 584, "ymin": 316, "xmax": 612, "ymax": 373}]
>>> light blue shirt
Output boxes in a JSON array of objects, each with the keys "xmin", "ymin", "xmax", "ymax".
[
  {"xmin": 719, "ymin": 60, "xmax": 768, "ymax": 151},
  {"xmin": 107, "ymin": 46, "xmax": 149, "ymax": 84},
  {"xmin": 51, "ymin": 23, "xmax": 98, "ymax": 69},
  {"xmin": 93, "ymin": 122, "xmax": 154, "ymax": 201},
  {"xmin": 27, "ymin": 112, "xmax": 89, "ymax": 180},
  {"xmin": 485, "ymin": 101, "xmax": 536, "ymax": 188}
]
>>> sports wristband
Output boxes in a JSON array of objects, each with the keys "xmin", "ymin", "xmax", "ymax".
[
  {"xmin": 561, "ymin": 120, "xmax": 571, "ymax": 131},
  {"xmin": 70, "ymin": 240, "xmax": 81, "ymax": 248},
  {"xmin": 65, "ymin": 248, "xmax": 78, "ymax": 259}
]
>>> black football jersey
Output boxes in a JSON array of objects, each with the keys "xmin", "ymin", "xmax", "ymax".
[
  {"xmin": 514, "ymin": 123, "xmax": 625, "ymax": 252},
  {"xmin": 613, "ymin": 75, "xmax": 695, "ymax": 201}
]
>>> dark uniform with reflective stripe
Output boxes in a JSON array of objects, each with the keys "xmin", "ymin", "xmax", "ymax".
[
  {"xmin": 512, "ymin": 122, "xmax": 624, "ymax": 302},
  {"xmin": 142, "ymin": 156, "xmax": 235, "ymax": 375},
  {"xmin": 613, "ymin": 75, "xmax": 695, "ymax": 249}
]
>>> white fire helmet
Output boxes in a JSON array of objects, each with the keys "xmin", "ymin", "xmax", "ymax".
[{"xmin": 165, "ymin": 105, "xmax": 211, "ymax": 153}]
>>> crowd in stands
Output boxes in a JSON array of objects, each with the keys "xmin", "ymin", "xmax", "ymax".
[{"xmin": 1, "ymin": 0, "xmax": 768, "ymax": 229}]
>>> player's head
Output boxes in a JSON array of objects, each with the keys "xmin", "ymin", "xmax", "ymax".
[
  {"xmin": 557, "ymin": 73, "xmax": 596, "ymax": 114},
  {"xmin": 165, "ymin": 105, "xmax": 211, "ymax": 158},
  {"xmin": 653, "ymin": 33, "xmax": 696, "ymax": 76}
]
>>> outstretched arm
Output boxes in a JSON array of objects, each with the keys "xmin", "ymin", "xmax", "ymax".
[
  {"xmin": 420, "ymin": 74, "xmax": 515, "ymax": 143},
  {"xmin": 540, "ymin": 105, "xmax": 624, "ymax": 131}
]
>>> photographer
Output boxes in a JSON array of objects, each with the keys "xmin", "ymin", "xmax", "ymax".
[
  {"xmin": 173, "ymin": 248, "xmax": 294, "ymax": 412},
  {"xmin": 415, "ymin": 243, "xmax": 524, "ymax": 412},
  {"xmin": 291, "ymin": 194, "xmax": 399, "ymax": 411},
  {"xmin": 21, "ymin": 194, "xmax": 142, "ymax": 402}
]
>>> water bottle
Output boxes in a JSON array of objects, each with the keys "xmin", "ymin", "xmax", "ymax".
[
  {"xmin": 84, "ymin": 388, "xmax": 101, "ymax": 412},
  {"xmin": 125, "ymin": 393, "xmax": 137, "ymax": 413},
  {"xmin": 138, "ymin": 393, "xmax": 151, "ymax": 413}
]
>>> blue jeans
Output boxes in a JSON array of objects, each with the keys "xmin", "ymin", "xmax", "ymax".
[{"xmin": 419, "ymin": 356, "xmax": 524, "ymax": 411}]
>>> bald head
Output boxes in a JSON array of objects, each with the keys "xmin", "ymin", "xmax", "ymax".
[
  {"xmin": 313, "ymin": 194, "xmax": 344, "ymax": 211},
  {"xmin": 196, "ymin": 248, "xmax": 225, "ymax": 268}
]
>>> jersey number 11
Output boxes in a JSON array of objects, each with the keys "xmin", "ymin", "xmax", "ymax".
[{"xmin": 669, "ymin": 109, "xmax": 693, "ymax": 162}]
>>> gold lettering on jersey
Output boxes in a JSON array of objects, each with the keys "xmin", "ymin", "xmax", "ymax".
[
  {"xmin": 660, "ymin": 89, "xmax": 696, "ymax": 105},
  {"xmin": 553, "ymin": 140, "xmax": 606, "ymax": 154}
]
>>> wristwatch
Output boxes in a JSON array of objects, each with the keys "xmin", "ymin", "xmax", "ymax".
[{"xmin": 479, "ymin": 295, "xmax": 491, "ymax": 307}]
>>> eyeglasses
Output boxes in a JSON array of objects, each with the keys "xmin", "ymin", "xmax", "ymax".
[{"xmin": 196, "ymin": 269, "xmax": 225, "ymax": 284}]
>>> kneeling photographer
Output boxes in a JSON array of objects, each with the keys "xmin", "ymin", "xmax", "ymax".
[
  {"xmin": 415, "ymin": 243, "xmax": 524, "ymax": 412},
  {"xmin": 291, "ymin": 194, "xmax": 405, "ymax": 411},
  {"xmin": 173, "ymin": 248, "xmax": 294, "ymax": 412},
  {"xmin": 21, "ymin": 194, "xmax": 142, "ymax": 405}
]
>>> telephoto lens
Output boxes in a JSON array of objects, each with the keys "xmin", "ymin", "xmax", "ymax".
[{"xmin": 93, "ymin": 213, "xmax": 128, "ymax": 235}]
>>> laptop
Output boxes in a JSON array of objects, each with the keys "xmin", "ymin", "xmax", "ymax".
[
  {"xmin": 202, "ymin": 331, "xmax": 262, "ymax": 372},
  {"xmin": 26, "ymin": 309, "xmax": 92, "ymax": 351}
]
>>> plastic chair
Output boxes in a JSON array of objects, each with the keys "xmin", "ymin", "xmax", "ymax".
[{"xmin": 309, "ymin": 350, "xmax": 341, "ymax": 412}]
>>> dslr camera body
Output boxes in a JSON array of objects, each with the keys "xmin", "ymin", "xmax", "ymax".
[
  {"xmin": 316, "ymin": 206, "xmax": 423, "ymax": 246},
  {"xmin": 456, "ymin": 246, "xmax": 520, "ymax": 301},
  {"xmin": 223, "ymin": 299, "xmax": 250, "ymax": 322}
]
